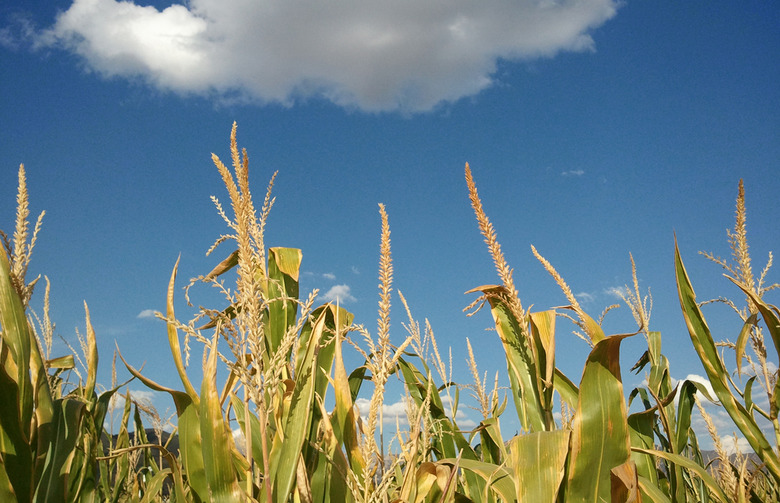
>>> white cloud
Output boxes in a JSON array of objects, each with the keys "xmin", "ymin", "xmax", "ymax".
[
  {"xmin": 351, "ymin": 266, "xmax": 360, "ymax": 275},
  {"xmin": 320, "ymin": 284, "xmax": 357, "ymax": 303},
  {"xmin": 720, "ymin": 435, "xmax": 752, "ymax": 456},
  {"xmin": 355, "ymin": 397, "xmax": 409, "ymax": 425},
  {"xmin": 109, "ymin": 389, "xmax": 158, "ymax": 410},
  {"xmin": 35, "ymin": 0, "xmax": 620, "ymax": 112},
  {"xmin": 575, "ymin": 291, "xmax": 595, "ymax": 303},
  {"xmin": 561, "ymin": 169, "xmax": 585, "ymax": 176},
  {"xmin": 137, "ymin": 309, "xmax": 157, "ymax": 319},
  {"xmin": 740, "ymin": 360, "xmax": 778, "ymax": 377},
  {"xmin": 322, "ymin": 272, "xmax": 336, "ymax": 280}
]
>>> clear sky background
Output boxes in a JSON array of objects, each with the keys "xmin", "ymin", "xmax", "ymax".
[{"xmin": 1, "ymin": 0, "xmax": 778, "ymax": 449}]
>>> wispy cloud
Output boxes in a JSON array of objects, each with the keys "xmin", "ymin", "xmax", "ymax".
[
  {"xmin": 574, "ymin": 291, "xmax": 595, "ymax": 303},
  {"xmin": 320, "ymin": 284, "xmax": 357, "ymax": 303},
  {"xmin": 31, "ymin": 0, "xmax": 619, "ymax": 112},
  {"xmin": 561, "ymin": 169, "xmax": 585, "ymax": 176},
  {"xmin": 351, "ymin": 266, "xmax": 360, "ymax": 275},
  {"xmin": 604, "ymin": 286, "xmax": 628, "ymax": 299},
  {"xmin": 137, "ymin": 309, "xmax": 157, "ymax": 319},
  {"xmin": 322, "ymin": 272, "xmax": 336, "ymax": 280}
]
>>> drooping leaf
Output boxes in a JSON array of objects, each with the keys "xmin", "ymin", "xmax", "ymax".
[
  {"xmin": 675, "ymin": 242, "xmax": 780, "ymax": 481},
  {"xmin": 566, "ymin": 333, "xmax": 634, "ymax": 503}
]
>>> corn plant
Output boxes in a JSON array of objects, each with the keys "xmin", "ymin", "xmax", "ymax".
[
  {"xmin": 0, "ymin": 166, "xmax": 145, "ymax": 502},
  {"xmin": 4, "ymin": 126, "xmax": 778, "ymax": 502}
]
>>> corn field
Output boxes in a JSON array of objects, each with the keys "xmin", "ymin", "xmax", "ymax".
[{"xmin": 1, "ymin": 124, "xmax": 778, "ymax": 502}]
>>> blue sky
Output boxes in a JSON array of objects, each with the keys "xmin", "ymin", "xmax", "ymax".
[{"xmin": 1, "ymin": 0, "xmax": 778, "ymax": 448}]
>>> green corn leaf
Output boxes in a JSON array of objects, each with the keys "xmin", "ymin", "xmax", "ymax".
[
  {"xmin": 46, "ymin": 355, "xmax": 75, "ymax": 369},
  {"xmin": 0, "ymin": 358, "xmax": 31, "ymax": 502},
  {"xmin": 628, "ymin": 409, "xmax": 658, "ymax": 486},
  {"xmin": 529, "ymin": 310, "xmax": 557, "ymax": 428},
  {"xmin": 675, "ymin": 242, "xmax": 780, "ymax": 481},
  {"xmin": 330, "ymin": 309, "xmax": 365, "ymax": 480},
  {"xmin": 397, "ymin": 355, "xmax": 474, "ymax": 460},
  {"xmin": 266, "ymin": 247, "xmax": 302, "ymax": 358},
  {"xmin": 34, "ymin": 397, "xmax": 87, "ymax": 501},
  {"xmin": 118, "ymin": 350, "xmax": 208, "ymax": 502},
  {"xmin": 0, "ymin": 457, "xmax": 17, "ymax": 502},
  {"xmin": 138, "ymin": 468, "xmax": 172, "ymax": 503},
  {"xmin": 229, "ymin": 393, "xmax": 265, "ymax": 473},
  {"xmin": 633, "ymin": 447, "xmax": 729, "ymax": 502},
  {"xmin": 637, "ymin": 475, "xmax": 673, "ymax": 503},
  {"xmin": 310, "ymin": 396, "xmax": 351, "ymax": 503},
  {"xmin": 267, "ymin": 308, "xmax": 328, "ymax": 502},
  {"xmin": 0, "ymin": 247, "xmax": 35, "ymax": 440},
  {"xmin": 565, "ymin": 333, "xmax": 633, "ymax": 503},
  {"xmin": 553, "ymin": 367, "xmax": 579, "ymax": 408},
  {"xmin": 200, "ymin": 335, "xmax": 243, "ymax": 502},
  {"xmin": 466, "ymin": 285, "xmax": 545, "ymax": 432},
  {"xmin": 509, "ymin": 429, "xmax": 570, "ymax": 502},
  {"xmin": 478, "ymin": 417, "xmax": 507, "ymax": 465},
  {"xmin": 439, "ymin": 458, "xmax": 515, "ymax": 503},
  {"xmin": 727, "ymin": 276, "xmax": 780, "ymax": 361}
]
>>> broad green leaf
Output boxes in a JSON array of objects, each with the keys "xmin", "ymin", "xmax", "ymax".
[
  {"xmin": 267, "ymin": 308, "xmax": 327, "ymax": 502},
  {"xmin": 529, "ymin": 310, "xmax": 557, "ymax": 428},
  {"xmin": 467, "ymin": 285, "xmax": 545, "ymax": 432},
  {"xmin": 311, "ymin": 397, "xmax": 351, "ymax": 503},
  {"xmin": 397, "ymin": 355, "xmax": 474, "ymax": 460},
  {"xmin": 553, "ymin": 367, "xmax": 579, "ymax": 408},
  {"xmin": 0, "ymin": 457, "xmax": 17, "ymax": 502},
  {"xmin": 0, "ymin": 247, "xmax": 35, "ymax": 437},
  {"xmin": 34, "ymin": 397, "xmax": 87, "ymax": 501},
  {"xmin": 266, "ymin": 247, "xmax": 302, "ymax": 358},
  {"xmin": 675, "ymin": 243, "xmax": 780, "ymax": 481},
  {"xmin": 200, "ymin": 335, "xmax": 243, "ymax": 502},
  {"xmin": 566, "ymin": 333, "xmax": 633, "ymax": 503},
  {"xmin": 627, "ymin": 409, "xmax": 658, "ymax": 486},
  {"xmin": 330, "ymin": 309, "xmax": 365, "ymax": 480},
  {"xmin": 138, "ymin": 468, "xmax": 172, "ymax": 503},
  {"xmin": 230, "ymin": 393, "xmax": 265, "ymax": 473},
  {"xmin": 46, "ymin": 355, "xmax": 74, "ymax": 369},
  {"xmin": 0, "ymin": 358, "xmax": 31, "ymax": 502},
  {"xmin": 478, "ymin": 417, "xmax": 507, "ymax": 465},
  {"xmin": 509, "ymin": 429, "xmax": 569, "ymax": 503},
  {"xmin": 439, "ymin": 458, "xmax": 515, "ymax": 503}
]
